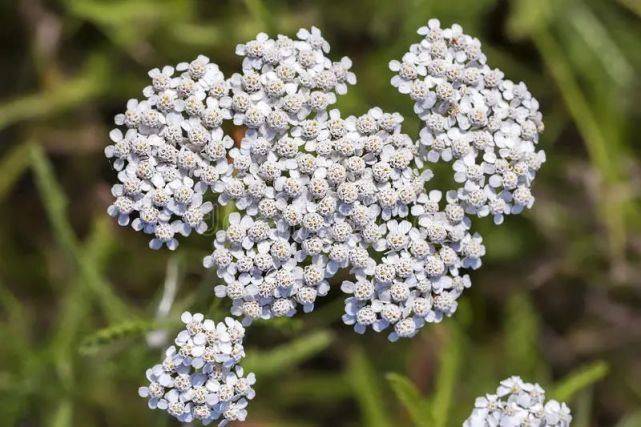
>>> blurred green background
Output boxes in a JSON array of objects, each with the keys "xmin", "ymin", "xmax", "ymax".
[{"xmin": 1, "ymin": 0, "xmax": 641, "ymax": 425}]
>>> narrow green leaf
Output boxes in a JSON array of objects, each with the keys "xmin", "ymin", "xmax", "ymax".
[
  {"xmin": 0, "ymin": 56, "xmax": 108, "ymax": 131},
  {"xmin": 550, "ymin": 361, "xmax": 609, "ymax": 402},
  {"xmin": 0, "ymin": 280, "xmax": 31, "ymax": 358},
  {"xmin": 278, "ymin": 373, "xmax": 351, "ymax": 404},
  {"xmin": 29, "ymin": 143, "xmax": 76, "ymax": 257},
  {"xmin": 170, "ymin": 23, "xmax": 222, "ymax": 47},
  {"xmin": 503, "ymin": 292, "xmax": 541, "ymax": 378},
  {"xmin": 532, "ymin": 29, "xmax": 617, "ymax": 180},
  {"xmin": 243, "ymin": 330, "xmax": 333, "ymax": 377},
  {"xmin": 347, "ymin": 346, "xmax": 392, "ymax": 427},
  {"xmin": 49, "ymin": 399, "xmax": 72, "ymax": 427},
  {"xmin": 63, "ymin": 0, "xmax": 190, "ymax": 58},
  {"xmin": 66, "ymin": 0, "xmax": 179, "ymax": 26},
  {"xmin": 0, "ymin": 280, "xmax": 29, "ymax": 337},
  {"xmin": 251, "ymin": 316, "xmax": 304, "ymax": 334},
  {"xmin": 83, "ymin": 217, "xmax": 117, "ymax": 269},
  {"xmin": 386, "ymin": 373, "xmax": 430, "ymax": 427},
  {"xmin": 0, "ymin": 143, "xmax": 32, "ymax": 202},
  {"xmin": 573, "ymin": 389, "xmax": 593, "ymax": 427},
  {"xmin": 49, "ymin": 217, "xmax": 122, "ymax": 389},
  {"xmin": 430, "ymin": 324, "xmax": 463, "ymax": 427},
  {"xmin": 532, "ymin": 27, "xmax": 628, "ymax": 258},
  {"xmin": 29, "ymin": 144, "xmax": 131, "ymax": 322},
  {"xmin": 569, "ymin": 3, "xmax": 633, "ymax": 84},
  {"xmin": 243, "ymin": 0, "xmax": 276, "ymax": 33}
]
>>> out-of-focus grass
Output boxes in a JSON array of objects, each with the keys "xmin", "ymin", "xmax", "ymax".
[
  {"xmin": 551, "ymin": 361, "xmax": 609, "ymax": 402},
  {"xmin": 0, "ymin": 56, "xmax": 110, "ymax": 132},
  {"xmin": 387, "ymin": 323, "xmax": 608, "ymax": 426},
  {"xmin": 1, "ymin": 0, "xmax": 640, "ymax": 425},
  {"xmin": 0, "ymin": 143, "xmax": 31, "ymax": 202},
  {"xmin": 349, "ymin": 346, "xmax": 393, "ymax": 427},
  {"xmin": 30, "ymin": 142, "xmax": 132, "ymax": 322},
  {"xmin": 244, "ymin": 330, "xmax": 334, "ymax": 377}
]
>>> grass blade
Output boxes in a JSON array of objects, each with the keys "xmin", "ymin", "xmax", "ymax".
[
  {"xmin": 347, "ymin": 346, "xmax": 392, "ymax": 427},
  {"xmin": 0, "ymin": 143, "xmax": 32, "ymax": 202},
  {"xmin": 0, "ymin": 280, "xmax": 30, "ymax": 339},
  {"xmin": 430, "ymin": 324, "xmax": 463, "ymax": 427},
  {"xmin": 49, "ymin": 399, "xmax": 72, "ymax": 427},
  {"xmin": 503, "ymin": 292, "xmax": 542, "ymax": 378},
  {"xmin": 569, "ymin": 3, "xmax": 633, "ymax": 84},
  {"xmin": 29, "ymin": 143, "xmax": 131, "ymax": 322},
  {"xmin": 573, "ymin": 389, "xmax": 593, "ymax": 427},
  {"xmin": 550, "ymin": 360, "xmax": 609, "ymax": 402},
  {"xmin": 533, "ymin": 27, "xmax": 628, "ymax": 261},
  {"xmin": 0, "ymin": 56, "xmax": 107, "ymax": 131},
  {"xmin": 243, "ymin": 330, "xmax": 333, "ymax": 377},
  {"xmin": 386, "ymin": 373, "xmax": 430, "ymax": 427},
  {"xmin": 278, "ymin": 374, "xmax": 351, "ymax": 404},
  {"xmin": 45, "ymin": 216, "xmax": 130, "ymax": 424}
]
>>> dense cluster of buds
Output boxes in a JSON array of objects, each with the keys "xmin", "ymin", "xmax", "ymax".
[
  {"xmin": 139, "ymin": 313, "xmax": 255, "ymax": 425},
  {"xmin": 464, "ymin": 376, "xmax": 572, "ymax": 427}
]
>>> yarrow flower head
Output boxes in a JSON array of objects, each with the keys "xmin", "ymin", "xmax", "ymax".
[
  {"xmin": 105, "ymin": 57, "xmax": 231, "ymax": 250},
  {"xmin": 139, "ymin": 312, "xmax": 255, "ymax": 425},
  {"xmin": 390, "ymin": 18, "xmax": 545, "ymax": 224},
  {"xmin": 106, "ymin": 20, "xmax": 544, "ymax": 343},
  {"xmin": 464, "ymin": 376, "xmax": 571, "ymax": 427}
]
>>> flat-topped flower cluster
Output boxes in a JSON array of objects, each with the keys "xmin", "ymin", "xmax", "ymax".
[
  {"xmin": 105, "ymin": 21, "xmax": 544, "ymax": 342},
  {"xmin": 464, "ymin": 376, "xmax": 572, "ymax": 427},
  {"xmin": 139, "ymin": 313, "xmax": 255, "ymax": 425},
  {"xmin": 107, "ymin": 19, "xmax": 549, "ymax": 427},
  {"xmin": 389, "ymin": 19, "xmax": 545, "ymax": 223}
]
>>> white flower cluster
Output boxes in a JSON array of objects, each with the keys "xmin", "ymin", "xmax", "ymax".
[
  {"xmin": 106, "ymin": 21, "xmax": 544, "ymax": 342},
  {"xmin": 105, "ymin": 56, "xmax": 233, "ymax": 249},
  {"xmin": 390, "ymin": 19, "xmax": 545, "ymax": 223},
  {"xmin": 204, "ymin": 27, "xmax": 486, "ymax": 342},
  {"xmin": 139, "ymin": 312, "xmax": 255, "ymax": 425},
  {"xmin": 464, "ymin": 376, "xmax": 571, "ymax": 427}
]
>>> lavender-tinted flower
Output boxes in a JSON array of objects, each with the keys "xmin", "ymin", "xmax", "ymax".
[
  {"xmin": 108, "ymin": 20, "xmax": 543, "ymax": 343},
  {"xmin": 139, "ymin": 312, "xmax": 255, "ymax": 425},
  {"xmin": 390, "ymin": 18, "xmax": 545, "ymax": 219},
  {"xmin": 464, "ymin": 376, "xmax": 572, "ymax": 427},
  {"xmin": 106, "ymin": 55, "xmax": 233, "ymax": 249}
]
